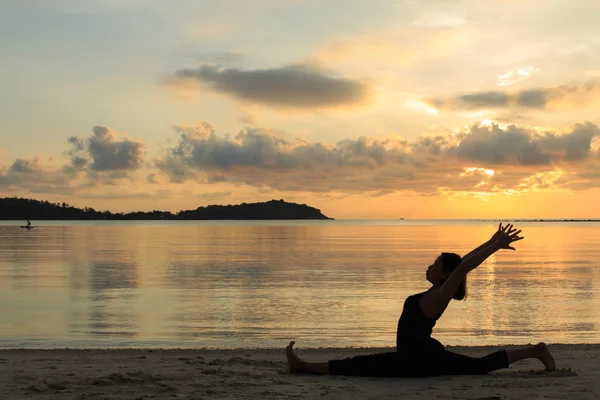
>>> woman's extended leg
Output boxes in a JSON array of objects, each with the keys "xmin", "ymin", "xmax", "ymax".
[
  {"xmin": 506, "ymin": 342, "xmax": 555, "ymax": 371},
  {"xmin": 285, "ymin": 341, "xmax": 402, "ymax": 377},
  {"xmin": 286, "ymin": 341, "xmax": 329, "ymax": 374},
  {"xmin": 440, "ymin": 342, "xmax": 555, "ymax": 376},
  {"xmin": 286, "ymin": 341, "xmax": 556, "ymax": 377}
]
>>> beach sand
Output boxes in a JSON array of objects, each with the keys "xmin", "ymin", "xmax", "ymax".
[{"xmin": 0, "ymin": 344, "xmax": 597, "ymax": 399}]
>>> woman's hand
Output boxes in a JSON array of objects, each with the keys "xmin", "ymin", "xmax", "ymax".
[
  {"xmin": 494, "ymin": 223, "xmax": 523, "ymax": 250},
  {"xmin": 490, "ymin": 222, "xmax": 504, "ymax": 242}
]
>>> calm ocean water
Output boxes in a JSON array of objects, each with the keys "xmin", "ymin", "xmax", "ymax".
[{"xmin": 0, "ymin": 220, "xmax": 599, "ymax": 349}]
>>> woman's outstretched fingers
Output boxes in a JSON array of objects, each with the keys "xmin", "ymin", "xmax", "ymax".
[{"xmin": 495, "ymin": 224, "xmax": 524, "ymax": 250}]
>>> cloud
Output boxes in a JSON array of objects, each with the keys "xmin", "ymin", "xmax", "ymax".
[
  {"xmin": 0, "ymin": 157, "xmax": 73, "ymax": 194},
  {"xmin": 67, "ymin": 126, "xmax": 146, "ymax": 172},
  {"xmin": 3, "ymin": 121, "xmax": 600, "ymax": 202},
  {"xmin": 496, "ymin": 66, "xmax": 539, "ymax": 87},
  {"xmin": 147, "ymin": 173, "xmax": 159, "ymax": 184},
  {"xmin": 167, "ymin": 64, "xmax": 371, "ymax": 109},
  {"xmin": 0, "ymin": 125, "xmax": 147, "ymax": 196},
  {"xmin": 10, "ymin": 158, "xmax": 44, "ymax": 173},
  {"xmin": 199, "ymin": 191, "xmax": 232, "ymax": 199},
  {"xmin": 238, "ymin": 110, "xmax": 259, "ymax": 125},
  {"xmin": 154, "ymin": 120, "xmax": 600, "ymax": 196},
  {"xmin": 453, "ymin": 122, "xmax": 600, "ymax": 165},
  {"xmin": 426, "ymin": 81, "xmax": 600, "ymax": 111}
]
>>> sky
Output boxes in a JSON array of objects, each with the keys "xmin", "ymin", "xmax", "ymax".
[{"xmin": 1, "ymin": 0, "xmax": 600, "ymax": 219}]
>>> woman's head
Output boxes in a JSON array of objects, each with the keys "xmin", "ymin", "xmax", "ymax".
[{"xmin": 425, "ymin": 252, "xmax": 467, "ymax": 300}]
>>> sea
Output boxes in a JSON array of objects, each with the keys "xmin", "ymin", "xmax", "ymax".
[{"xmin": 0, "ymin": 220, "xmax": 599, "ymax": 349}]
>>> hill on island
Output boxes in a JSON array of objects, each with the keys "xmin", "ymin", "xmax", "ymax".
[{"xmin": 0, "ymin": 197, "xmax": 333, "ymax": 220}]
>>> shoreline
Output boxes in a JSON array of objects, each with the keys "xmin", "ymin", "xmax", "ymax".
[
  {"xmin": 1, "ymin": 344, "xmax": 598, "ymax": 399},
  {"xmin": 1, "ymin": 342, "xmax": 599, "ymax": 350}
]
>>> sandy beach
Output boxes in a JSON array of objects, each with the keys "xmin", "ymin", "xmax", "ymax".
[{"xmin": 0, "ymin": 344, "xmax": 596, "ymax": 399}]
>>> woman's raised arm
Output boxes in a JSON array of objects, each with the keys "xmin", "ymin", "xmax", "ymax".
[
  {"xmin": 462, "ymin": 223, "xmax": 504, "ymax": 259},
  {"xmin": 419, "ymin": 224, "xmax": 523, "ymax": 318}
]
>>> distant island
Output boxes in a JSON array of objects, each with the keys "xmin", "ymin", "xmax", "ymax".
[{"xmin": 0, "ymin": 197, "xmax": 333, "ymax": 220}]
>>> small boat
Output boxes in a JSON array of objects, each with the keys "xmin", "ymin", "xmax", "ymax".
[{"xmin": 21, "ymin": 220, "xmax": 34, "ymax": 229}]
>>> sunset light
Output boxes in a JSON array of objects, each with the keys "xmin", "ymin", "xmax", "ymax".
[
  {"xmin": 1, "ymin": 0, "xmax": 599, "ymax": 220},
  {"xmin": 2, "ymin": 3, "xmax": 600, "ymax": 398}
]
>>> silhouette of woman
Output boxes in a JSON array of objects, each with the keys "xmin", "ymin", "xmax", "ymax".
[{"xmin": 286, "ymin": 223, "xmax": 556, "ymax": 377}]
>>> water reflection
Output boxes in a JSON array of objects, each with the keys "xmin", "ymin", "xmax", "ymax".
[
  {"xmin": 86, "ymin": 261, "xmax": 139, "ymax": 336},
  {"xmin": 0, "ymin": 222, "xmax": 598, "ymax": 348}
]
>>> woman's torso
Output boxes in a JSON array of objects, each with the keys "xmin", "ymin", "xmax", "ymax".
[{"xmin": 396, "ymin": 290, "xmax": 447, "ymax": 354}]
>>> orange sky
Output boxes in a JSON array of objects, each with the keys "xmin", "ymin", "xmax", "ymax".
[{"xmin": 1, "ymin": 1, "xmax": 600, "ymax": 218}]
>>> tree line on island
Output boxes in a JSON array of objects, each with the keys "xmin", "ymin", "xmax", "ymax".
[{"xmin": 0, "ymin": 197, "xmax": 333, "ymax": 220}]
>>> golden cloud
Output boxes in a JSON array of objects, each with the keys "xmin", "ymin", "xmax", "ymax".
[
  {"xmin": 155, "ymin": 120, "xmax": 600, "ymax": 196},
  {"xmin": 425, "ymin": 81, "xmax": 600, "ymax": 111}
]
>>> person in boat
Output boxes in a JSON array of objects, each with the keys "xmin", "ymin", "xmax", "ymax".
[
  {"xmin": 26, "ymin": 220, "xmax": 31, "ymax": 227},
  {"xmin": 285, "ymin": 223, "xmax": 556, "ymax": 377}
]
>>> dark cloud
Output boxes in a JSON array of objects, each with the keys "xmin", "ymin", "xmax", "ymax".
[
  {"xmin": 156, "ymin": 123, "xmax": 395, "ymax": 181},
  {"xmin": 0, "ymin": 125, "xmax": 147, "ymax": 196},
  {"xmin": 169, "ymin": 64, "xmax": 371, "ymax": 109},
  {"xmin": 426, "ymin": 81, "xmax": 599, "ymax": 111},
  {"xmin": 413, "ymin": 134, "xmax": 449, "ymax": 155},
  {"xmin": 370, "ymin": 189, "xmax": 395, "ymax": 197},
  {"xmin": 517, "ymin": 89, "xmax": 547, "ymax": 108},
  {"xmin": 147, "ymin": 173, "xmax": 159, "ymax": 184},
  {"xmin": 154, "ymin": 120, "xmax": 600, "ymax": 195},
  {"xmin": 454, "ymin": 124, "xmax": 548, "ymax": 165},
  {"xmin": 10, "ymin": 158, "xmax": 43, "ymax": 173},
  {"xmin": 454, "ymin": 122, "xmax": 600, "ymax": 165},
  {"xmin": 459, "ymin": 92, "xmax": 509, "ymax": 109},
  {"xmin": 68, "ymin": 126, "xmax": 146, "ymax": 172},
  {"xmin": 3, "ymin": 121, "xmax": 599, "ymax": 200},
  {"xmin": 0, "ymin": 157, "xmax": 72, "ymax": 194},
  {"xmin": 534, "ymin": 122, "xmax": 599, "ymax": 162},
  {"xmin": 570, "ymin": 160, "xmax": 600, "ymax": 189}
]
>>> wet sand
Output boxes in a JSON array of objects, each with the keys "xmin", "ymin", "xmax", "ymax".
[{"xmin": 0, "ymin": 344, "xmax": 597, "ymax": 399}]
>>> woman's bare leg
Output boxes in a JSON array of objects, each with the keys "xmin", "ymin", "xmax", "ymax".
[
  {"xmin": 286, "ymin": 341, "xmax": 330, "ymax": 374},
  {"xmin": 505, "ymin": 342, "xmax": 556, "ymax": 371}
]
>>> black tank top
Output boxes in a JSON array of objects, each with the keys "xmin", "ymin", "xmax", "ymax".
[{"xmin": 396, "ymin": 290, "xmax": 447, "ymax": 353}]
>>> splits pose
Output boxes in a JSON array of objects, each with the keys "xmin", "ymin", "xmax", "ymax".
[{"xmin": 286, "ymin": 223, "xmax": 556, "ymax": 377}]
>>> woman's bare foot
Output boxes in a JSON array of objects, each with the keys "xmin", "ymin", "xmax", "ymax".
[
  {"xmin": 535, "ymin": 342, "xmax": 556, "ymax": 372},
  {"xmin": 286, "ymin": 341, "xmax": 307, "ymax": 373}
]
